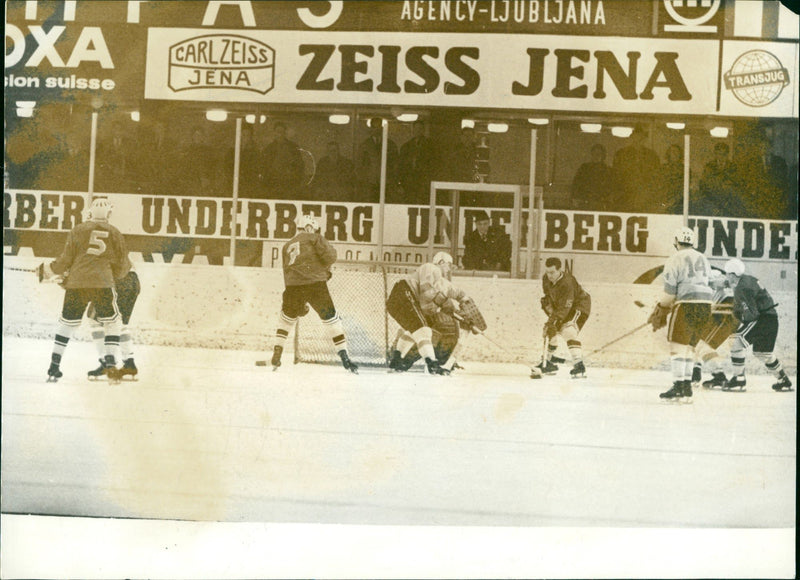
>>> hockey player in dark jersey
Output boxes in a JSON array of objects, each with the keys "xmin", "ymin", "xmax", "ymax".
[
  {"xmin": 87, "ymin": 261, "xmax": 141, "ymax": 381},
  {"xmin": 538, "ymin": 257, "xmax": 591, "ymax": 378},
  {"xmin": 692, "ymin": 269, "xmax": 737, "ymax": 389},
  {"xmin": 269, "ymin": 214, "xmax": 358, "ymax": 373},
  {"xmin": 40, "ymin": 198, "xmax": 130, "ymax": 382},
  {"xmin": 721, "ymin": 258, "xmax": 792, "ymax": 392}
]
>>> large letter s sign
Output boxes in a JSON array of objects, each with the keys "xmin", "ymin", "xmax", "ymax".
[{"xmin": 297, "ymin": 1, "xmax": 343, "ymax": 28}]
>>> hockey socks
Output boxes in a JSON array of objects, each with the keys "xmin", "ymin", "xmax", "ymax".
[{"xmin": 322, "ymin": 313, "xmax": 348, "ymax": 354}]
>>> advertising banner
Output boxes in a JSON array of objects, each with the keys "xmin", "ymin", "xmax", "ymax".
[{"xmin": 5, "ymin": 189, "xmax": 796, "ymax": 267}]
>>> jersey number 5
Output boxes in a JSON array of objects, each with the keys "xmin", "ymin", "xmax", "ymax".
[
  {"xmin": 286, "ymin": 241, "xmax": 300, "ymax": 266},
  {"xmin": 87, "ymin": 230, "xmax": 109, "ymax": 256}
]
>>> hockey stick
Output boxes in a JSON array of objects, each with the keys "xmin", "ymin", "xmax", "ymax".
[
  {"xmin": 585, "ymin": 321, "xmax": 650, "ymax": 358},
  {"xmin": 3, "ymin": 265, "xmax": 37, "ymax": 273}
]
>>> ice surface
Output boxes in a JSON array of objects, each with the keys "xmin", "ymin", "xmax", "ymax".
[{"xmin": 2, "ymin": 337, "xmax": 795, "ymax": 529}]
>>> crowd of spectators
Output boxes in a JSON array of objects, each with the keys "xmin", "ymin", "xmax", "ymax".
[{"xmin": 5, "ymin": 109, "xmax": 796, "ymax": 221}]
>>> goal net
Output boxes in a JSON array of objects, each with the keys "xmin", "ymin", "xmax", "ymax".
[{"xmin": 294, "ymin": 261, "xmax": 416, "ymax": 366}]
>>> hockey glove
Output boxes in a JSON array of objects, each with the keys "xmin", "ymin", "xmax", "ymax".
[
  {"xmin": 543, "ymin": 318, "xmax": 560, "ymax": 339},
  {"xmin": 37, "ymin": 262, "xmax": 55, "ymax": 283},
  {"xmin": 540, "ymin": 296, "xmax": 553, "ymax": 316},
  {"xmin": 648, "ymin": 302, "xmax": 671, "ymax": 331}
]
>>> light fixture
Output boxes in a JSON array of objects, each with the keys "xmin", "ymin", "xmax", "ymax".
[
  {"xmin": 461, "ymin": 119, "xmax": 475, "ymax": 129},
  {"xmin": 580, "ymin": 123, "xmax": 602, "ymax": 133},
  {"xmin": 487, "ymin": 122, "xmax": 509, "ymax": 133},
  {"xmin": 15, "ymin": 101, "xmax": 35, "ymax": 118},
  {"xmin": 611, "ymin": 126, "xmax": 633, "ymax": 138},
  {"xmin": 259, "ymin": 114, "xmax": 267, "ymax": 124},
  {"xmin": 710, "ymin": 126, "xmax": 729, "ymax": 138},
  {"xmin": 329, "ymin": 114, "xmax": 350, "ymax": 125},
  {"xmin": 666, "ymin": 122, "xmax": 685, "ymax": 130},
  {"xmin": 245, "ymin": 114, "xmax": 256, "ymax": 124},
  {"xmin": 527, "ymin": 118, "xmax": 549, "ymax": 125},
  {"xmin": 206, "ymin": 109, "xmax": 228, "ymax": 122},
  {"xmin": 396, "ymin": 113, "xmax": 418, "ymax": 123},
  {"xmin": 130, "ymin": 111, "xmax": 140, "ymax": 122}
]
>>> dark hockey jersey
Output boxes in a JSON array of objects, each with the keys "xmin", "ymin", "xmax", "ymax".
[
  {"xmin": 732, "ymin": 274, "xmax": 776, "ymax": 322},
  {"xmin": 282, "ymin": 231, "xmax": 337, "ymax": 286},
  {"xmin": 542, "ymin": 270, "xmax": 591, "ymax": 321},
  {"xmin": 50, "ymin": 219, "xmax": 129, "ymax": 288}
]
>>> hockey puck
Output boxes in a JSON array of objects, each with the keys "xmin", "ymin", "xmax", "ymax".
[{"xmin": 634, "ymin": 300, "xmax": 645, "ymax": 308}]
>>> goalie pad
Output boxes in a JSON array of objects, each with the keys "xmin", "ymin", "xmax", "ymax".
[
  {"xmin": 648, "ymin": 303, "xmax": 671, "ymax": 331},
  {"xmin": 456, "ymin": 298, "xmax": 487, "ymax": 332}
]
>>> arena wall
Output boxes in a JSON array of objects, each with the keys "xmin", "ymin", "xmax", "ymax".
[{"xmin": 3, "ymin": 257, "xmax": 796, "ymax": 373}]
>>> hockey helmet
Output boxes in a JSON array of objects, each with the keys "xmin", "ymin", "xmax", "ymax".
[
  {"xmin": 297, "ymin": 213, "xmax": 320, "ymax": 232},
  {"xmin": 673, "ymin": 226, "xmax": 695, "ymax": 247},
  {"xmin": 432, "ymin": 252, "xmax": 453, "ymax": 266},
  {"xmin": 88, "ymin": 197, "xmax": 113, "ymax": 221},
  {"xmin": 724, "ymin": 258, "xmax": 745, "ymax": 277}
]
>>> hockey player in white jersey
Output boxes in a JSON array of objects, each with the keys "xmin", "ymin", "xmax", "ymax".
[
  {"xmin": 647, "ymin": 227, "xmax": 713, "ymax": 402},
  {"xmin": 386, "ymin": 252, "xmax": 481, "ymax": 375}
]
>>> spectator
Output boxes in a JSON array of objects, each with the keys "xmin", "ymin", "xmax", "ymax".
[
  {"xmin": 612, "ymin": 123, "xmax": 661, "ymax": 213},
  {"xmin": 224, "ymin": 124, "xmax": 264, "ymax": 197},
  {"xmin": 570, "ymin": 143, "xmax": 614, "ymax": 211},
  {"xmin": 181, "ymin": 127, "xmax": 217, "ymax": 195},
  {"xmin": 462, "ymin": 211, "xmax": 511, "ymax": 271},
  {"xmin": 737, "ymin": 136, "xmax": 790, "ymax": 219},
  {"xmin": 656, "ymin": 144, "xmax": 685, "ymax": 214},
  {"xmin": 357, "ymin": 117, "xmax": 398, "ymax": 203},
  {"xmin": 397, "ymin": 120, "xmax": 436, "ymax": 204},
  {"xmin": 95, "ymin": 121, "xmax": 130, "ymax": 193},
  {"xmin": 694, "ymin": 142, "xmax": 746, "ymax": 217},
  {"xmin": 263, "ymin": 121, "xmax": 304, "ymax": 198},
  {"xmin": 312, "ymin": 140, "xmax": 356, "ymax": 201},
  {"xmin": 448, "ymin": 126, "xmax": 478, "ymax": 183}
]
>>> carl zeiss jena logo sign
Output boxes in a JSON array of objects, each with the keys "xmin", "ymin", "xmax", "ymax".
[{"xmin": 168, "ymin": 34, "xmax": 275, "ymax": 94}]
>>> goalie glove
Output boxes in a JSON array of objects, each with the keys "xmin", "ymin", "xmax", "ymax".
[
  {"xmin": 648, "ymin": 302, "xmax": 672, "ymax": 331},
  {"xmin": 456, "ymin": 297, "xmax": 487, "ymax": 332}
]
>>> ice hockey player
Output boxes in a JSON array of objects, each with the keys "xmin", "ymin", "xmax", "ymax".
[
  {"xmin": 269, "ymin": 214, "xmax": 358, "ymax": 374},
  {"xmin": 87, "ymin": 260, "xmax": 141, "ymax": 381},
  {"xmin": 40, "ymin": 198, "xmax": 129, "ymax": 382},
  {"xmin": 718, "ymin": 258, "xmax": 792, "ymax": 392},
  {"xmin": 537, "ymin": 257, "xmax": 591, "ymax": 378},
  {"xmin": 386, "ymin": 252, "xmax": 483, "ymax": 375},
  {"xmin": 691, "ymin": 268, "xmax": 736, "ymax": 389},
  {"xmin": 648, "ymin": 227, "xmax": 713, "ymax": 402}
]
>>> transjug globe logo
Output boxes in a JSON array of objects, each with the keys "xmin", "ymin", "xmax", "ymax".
[
  {"xmin": 723, "ymin": 50, "xmax": 789, "ymax": 107},
  {"xmin": 168, "ymin": 34, "xmax": 275, "ymax": 94}
]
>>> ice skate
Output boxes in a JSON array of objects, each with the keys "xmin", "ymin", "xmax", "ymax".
[
  {"xmin": 119, "ymin": 358, "xmax": 138, "ymax": 381},
  {"xmin": 660, "ymin": 381, "xmax": 685, "ymax": 402},
  {"xmin": 47, "ymin": 363, "xmax": 62, "ymax": 383},
  {"xmin": 87, "ymin": 359, "xmax": 108, "ymax": 381},
  {"xmin": 339, "ymin": 351, "xmax": 358, "ymax": 374},
  {"xmin": 569, "ymin": 361, "xmax": 586, "ymax": 379},
  {"xmin": 681, "ymin": 380, "xmax": 693, "ymax": 403},
  {"xmin": 702, "ymin": 372, "xmax": 727, "ymax": 389},
  {"xmin": 387, "ymin": 350, "xmax": 405, "ymax": 372},
  {"xmin": 425, "ymin": 358, "xmax": 450, "ymax": 376},
  {"xmin": 722, "ymin": 374, "xmax": 746, "ymax": 392},
  {"xmin": 772, "ymin": 372, "xmax": 793, "ymax": 392},
  {"xmin": 691, "ymin": 364, "xmax": 702, "ymax": 387},
  {"xmin": 271, "ymin": 345, "xmax": 283, "ymax": 371},
  {"xmin": 536, "ymin": 359, "xmax": 559, "ymax": 375},
  {"xmin": 550, "ymin": 355, "xmax": 567, "ymax": 365}
]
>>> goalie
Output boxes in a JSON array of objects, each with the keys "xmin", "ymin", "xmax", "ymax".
[{"xmin": 386, "ymin": 252, "xmax": 485, "ymax": 375}]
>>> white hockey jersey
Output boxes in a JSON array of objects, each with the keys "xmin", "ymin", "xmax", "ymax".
[
  {"xmin": 405, "ymin": 263, "xmax": 467, "ymax": 315},
  {"xmin": 662, "ymin": 247, "xmax": 713, "ymax": 302}
]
